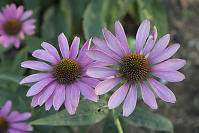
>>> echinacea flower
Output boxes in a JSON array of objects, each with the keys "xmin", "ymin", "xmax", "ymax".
[
  {"xmin": 20, "ymin": 33, "xmax": 100, "ymax": 115},
  {"xmin": 86, "ymin": 20, "xmax": 186, "ymax": 117},
  {"xmin": 0, "ymin": 100, "xmax": 33, "ymax": 133},
  {"xmin": 0, "ymin": 3, "xmax": 35, "ymax": 48}
]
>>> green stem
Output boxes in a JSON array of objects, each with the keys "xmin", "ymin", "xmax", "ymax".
[{"xmin": 112, "ymin": 109, "xmax": 124, "ymax": 133}]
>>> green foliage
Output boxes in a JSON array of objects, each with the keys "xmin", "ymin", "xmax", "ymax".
[{"xmin": 26, "ymin": 36, "xmax": 42, "ymax": 53}]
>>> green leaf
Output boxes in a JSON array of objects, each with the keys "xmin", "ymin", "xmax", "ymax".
[
  {"xmin": 103, "ymin": 114, "xmax": 118, "ymax": 133},
  {"xmin": 0, "ymin": 74, "xmax": 23, "ymax": 84},
  {"xmin": 26, "ymin": 36, "xmax": 42, "ymax": 53},
  {"xmin": 0, "ymin": 89, "xmax": 17, "ymax": 107},
  {"xmin": 30, "ymin": 100, "xmax": 108, "ymax": 126},
  {"xmin": 41, "ymin": 5, "xmax": 72, "ymax": 44},
  {"xmin": 122, "ymin": 107, "xmax": 173, "ymax": 132}
]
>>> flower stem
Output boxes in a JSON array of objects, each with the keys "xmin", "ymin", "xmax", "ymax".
[{"xmin": 112, "ymin": 109, "xmax": 124, "ymax": 133}]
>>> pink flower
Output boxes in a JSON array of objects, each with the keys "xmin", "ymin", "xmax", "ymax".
[
  {"xmin": 0, "ymin": 100, "xmax": 33, "ymax": 133},
  {"xmin": 20, "ymin": 33, "xmax": 100, "ymax": 115},
  {"xmin": 86, "ymin": 20, "xmax": 186, "ymax": 117},
  {"xmin": 0, "ymin": 3, "xmax": 35, "ymax": 48}
]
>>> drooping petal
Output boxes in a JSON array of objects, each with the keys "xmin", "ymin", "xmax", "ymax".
[
  {"xmin": 31, "ymin": 92, "xmax": 43, "ymax": 107},
  {"xmin": 53, "ymin": 84, "xmax": 65, "ymax": 110},
  {"xmin": 123, "ymin": 83, "xmax": 137, "ymax": 117},
  {"xmin": 148, "ymin": 34, "xmax": 170, "ymax": 60},
  {"xmin": 0, "ymin": 100, "xmax": 12, "ymax": 117},
  {"xmin": 21, "ymin": 61, "xmax": 54, "ymax": 71},
  {"xmin": 20, "ymin": 73, "xmax": 53, "ymax": 84},
  {"xmin": 65, "ymin": 85, "xmax": 77, "ymax": 115},
  {"xmin": 148, "ymin": 78, "xmax": 176, "ymax": 103},
  {"xmin": 70, "ymin": 83, "xmax": 80, "ymax": 107},
  {"xmin": 80, "ymin": 77, "xmax": 100, "ymax": 88},
  {"xmin": 95, "ymin": 77, "xmax": 122, "ymax": 95},
  {"xmin": 103, "ymin": 28, "xmax": 125, "ymax": 57},
  {"xmin": 58, "ymin": 33, "xmax": 69, "ymax": 59},
  {"xmin": 140, "ymin": 81, "xmax": 157, "ymax": 109},
  {"xmin": 86, "ymin": 67, "xmax": 119, "ymax": 78},
  {"xmin": 41, "ymin": 42, "xmax": 61, "ymax": 61},
  {"xmin": 136, "ymin": 20, "xmax": 150, "ymax": 53},
  {"xmin": 149, "ymin": 44, "xmax": 180, "ymax": 64},
  {"xmin": 70, "ymin": 36, "xmax": 80, "ymax": 60},
  {"xmin": 108, "ymin": 82, "xmax": 129, "ymax": 109},
  {"xmin": 115, "ymin": 21, "xmax": 130, "ymax": 55},
  {"xmin": 8, "ymin": 112, "xmax": 31, "ymax": 122},
  {"xmin": 150, "ymin": 71, "xmax": 185, "ymax": 82},
  {"xmin": 151, "ymin": 59, "xmax": 186, "ymax": 71},
  {"xmin": 45, "ymin": 92, "xmax": 54, "ymax": 111},
  {"xmin": 76, "ymin": 81, "xmax": 99, "ymax": 102},
  {"xmin": 86, "ymin": 50, "xmax": 119, "ymax": 65},
  {"xmin": 26, "ymin": 78, "xmax": 53, "ymax": 97}
]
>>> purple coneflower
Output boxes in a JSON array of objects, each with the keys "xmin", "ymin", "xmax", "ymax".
[
  {"xmin": 20, "ymin": 33, "xmax": 99, "ymax": 115},
  {"xmin": 86, "ymin": 20, "xmax": 186, "ymax": 117},
  {"xmin": 0, "ymin": 3, "xmax": 35, "ymax": 48},
  {"xmin": 0, "ymin": 100, "xmax": 33, "ymax": 133}
]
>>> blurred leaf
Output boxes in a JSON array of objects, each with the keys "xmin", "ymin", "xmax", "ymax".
[
  {"xmin": 0, "ymin": 0, "xmax": 7, "ymax": 8},
  {"xmin": 0, "ymin": 45, "xmax": 11, "ymax": 54},
  {"xmin": 41, "ymin": 5, "xmax": 72, "ymax": 44},
  {"xmin": 137, "ymin": 0, "xmax": 168, "ymax": 37},
  {"xmin": 122, "ymin": 107, "xmax": 173, "ymax": 132},
  {"xmin": 103, "ymin": 114, "xmax": 118, "ymax": 133},
  {"xmin": 0, "ymin": 89, "xmax": 17, "ymax": 107},
  {"xmin": 26, "ymin": 36, "xmax": 42, "ymax": 53},
  {"xmin": 0, "ymin": 74, "xmax": 23, "ymax": 84},
  {"xmin": 30, "ymin": 100, "xmax": 108, "ymax": 126}
]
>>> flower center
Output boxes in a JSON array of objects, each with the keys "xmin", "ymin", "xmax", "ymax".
[
  {"xmin": 119, "ymin": 53, "xmax": 150, "ymax": 82},
  {"xmin": 0, "ymin": 116, "xmax": 8, "ymax": 133},
  {"xmin": 54, "ymin": 58, "xmax": 80, "ymax": 84},
  {"xmin": 3, "ymin": 19, "xmax": 22, "ymax": 35}
]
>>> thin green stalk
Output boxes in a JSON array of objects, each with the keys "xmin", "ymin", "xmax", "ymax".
[{"xmin": 112, "ymin": 109, "xmax": 124, "ymax": 133}]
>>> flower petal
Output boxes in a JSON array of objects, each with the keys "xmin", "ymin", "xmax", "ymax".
[
  {"xmin": 20, "ymin": 73, "xmax": 53, "ymax": 84},
  {"xmin": 86, "ymin": 50, "xmax": 119, "ymax": 65},
  {"xmin": 70, "ymin": 36, "xmax": 80, "ymax": 60},
  {"xmin": 86, "ymin": 67, "xmax": 119, "ymax": 78},
  {"xmin": 26, "ymin": 78, "xmax": 53, "ymax": 97},
  {"xmin": 53, "ymin": 84, "xmax": 65, "ymax": 110},
  {"xmin": 95, "ymin": 77, "xmax": 122, "ymax": 95},
  {"xmin": 108, "ymin": 82, "xmax": 129, "ymax": 109},
  {"xmin": 148, "ymin": 78, "xmax": 176, "ymax": 103},
  {"xmin": 76, "ymin": 81, "xmax": 99, "ymax": 102},
  {"xmin": 115, "ymin": 21, "xmax": 130, "ymax": 55},
  {"xmin": 41, "ymin": 42, "xmax": 61, "ymax": 61},
  {"xmin": 21, "ymin": 61, "xmax": 54, "ymax": 71},
  {"xmin": 58, "ymin": 33, "xmax": 69, "ymax": 59},
  {"xmin": 8, "ymin": 112, "xmax": 31, "ymax": 122},
  {"xmin": 32, "ymin": 49, "xmax": 58, "ymax": 64},
  {"xmin": 123, "ymin": 83, "xmax": 137, "ymax": 117},
  {"xmin": 10, "ymin": 123, "xmax": 33, "ymax": 131},
  {"xmin": 151, "ymin": 59, "xmax": 186, "ymax": 71},
  {"xmin": 140, "ymin": 81, "xmax": 157, "ymax": 109},
  {"xmin": 136, "ymin": 20, "xmax": 150, "ymax": 53},
  {"xmin": 65, "ymin": 85, "xmax": 76, "ymax": 115},
  {"xmin": 103, "ymin": 28, "xmax": 125, "ymax": 57},
  {"xmin": 149, "ymin": 44, "xmax": 180, "ymax": 64},
  {"xmin": 76, "ymin": 39, "xmax": 91, "ymax": 63},
  {"xmin": 148, "ymin": 34, "xmax": 170, "ymax": 60},
  {"xmin": 20, "ymin": 10, "xmax": 33, "ymax": 21},
  {"xmin": 80, "ymin": 77, "xmax": 100, "ymax": 88},
  {"xmin": 70, "ymin": 83, "xmax": 80, "ymax": 107},
  {"xmin": 0, "ymin": 100, "xmax": 12, "ymax": 117},
  {"xmin": 16, "ymin": 6, "xmax": 24, "ymax": 19},
  {"xmin": 151, "ymin": 71, "xmax": 185, "ymax": 82},
  {"xmin": 45, "ymin": 92, "xmax": 54, "ymax": 111}
]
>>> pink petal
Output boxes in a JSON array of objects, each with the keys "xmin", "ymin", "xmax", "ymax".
[
  {"xmin": 20, "ymin": 10, "xmax": 33, "ymax": 21},
  {"xmin": 86, "ymin": 50, "xmax": 119, "ymax": 65},
  {"xmin": 140, "ymin": 81, "xmax": 157, "ymax": 109},
  {"xmin": 45, "ymin": 92, "xmax": 54, "ymax": 111},
  {"xmin": 86, "ymin": 67, "xmax": 119, "ymax": 78},
  {"xmin": 93, "ymin": 38, "xmax": 121, "ymax": 60},
  {"xmin": 10, "ymin": 123, "xmax": 33, "ymax": 131},
  {"xmin": 65, "ymin": 85, "xmax": 76, "ymax": 115},
  {"xmin": 53, "ymin": 84, "xmax": 65, "ymax": 110},
  {"xmin": 32, "ymin": 49, "xmax": 58, "ymax": 64},
  {"xmin": 148, "ymin": 34, "xmax": 170, "ymax": 60},
  {"xmin": 26, "ymin": 78, "xmax": 53, "ymax": 97},
  {"xmin": 136, "ymin": 20, "xmax": 150, "ymax": 53},
  {"xmin": 58, "ymin": 33, "xmax": 69, "ymax": 59},
  {"xmin": 151, "ymin": 59, "xmax": 186, "ymax": 71},
  {"xmin": 76, "ymin": 81, "xmax": 99, "ymax": 102},
  {"xmin": 80, "ymin": 77, "xmax": 100, "ymax": 88},
  {"xmin": 21, "ymin": 61, "xmax": 54, "ymax": 71},
  {"xmin": 69, "ymin": 36, "xmax": 80, "ymax": 60},
  {"xmin": 143, "ymin": 26, "xmax": 157, "ymax": 56},
  {"xmin": 148, "ymin": 78, "xmax": 176, "ymax": 103},
  {"xmin": 20, "ymin": 73, "xmax": 53, "ymax": 84},
  {"xmin": 7, "ymin": 111, "xmax": 19, "ymax": 121},
  {"xmin": 0, "ymin": 100, "xmax": 12, "ymax": 117},
  {"xmin": 115, "ymin": 21, "xmax": 130, "ymax": 55},
  {"xmin": 123, "ymin": 83, "xmax": 137, "ymax": 117},
  {"xmin": 16, "ymin": 6, "xmax": 24, "ymax": 19},
  {"xmin": 149, "ymin": 44, "xmax": 180, "ymax": 64},
  {"xmin": 8, "ymin": 112, "xmax": 31, "ymax": 122},
  {"xmin": 41, "ymin": 42, "xmax": 61, "ymax": 61},
  {"xmin": 70, "ymin": 83, "xmax": 80, "ymax": 107},
  {"xmin": 31, "ymin": 92, "xmax": 42, "ymax": 107},
  {"xmin": 108, "ymin": 82, "xmax": 129, "ymax": 109},
  {"xmin": 95, "ymin": 77, "xmax": 122, "ymax": 95},
  {"xmin": 8, "ymin": 128, "xmax": 25, "ymax": 133},
  {"xmin": 82, "ymin": 61, "xmax": 107, "ymax": 71},
  {"xmin": 151, "ymin": 71, "xmax": 185, "ymax": 82},
  {"xmin": 76, "ymin": 39, "xmax": 91, "ymax": 63},
  {"xmin": 0, "ymin": 12, "xmax": 6, "ymax": 22}
]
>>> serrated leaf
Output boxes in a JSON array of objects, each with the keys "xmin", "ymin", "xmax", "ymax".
[
  {"xmin": 122, "ymin": 107, "xmax": 173, "ymax": 132},
  {"xmin": 30, "ymin": 100, "xmax": 108, "ymax": 126}
]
